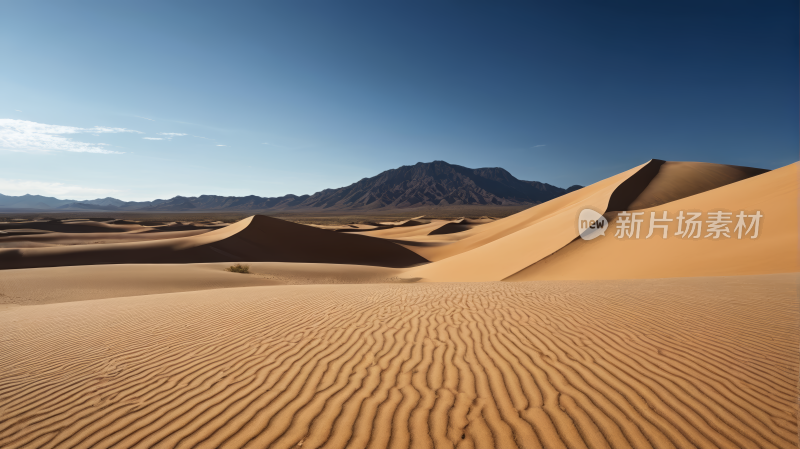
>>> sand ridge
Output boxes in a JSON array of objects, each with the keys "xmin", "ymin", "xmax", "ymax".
[{"xmin": 625, "ymin": 161, "xmax": 769, "ymax": 211}]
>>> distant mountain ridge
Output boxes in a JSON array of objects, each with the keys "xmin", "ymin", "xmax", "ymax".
[{"xmin": 0, "ymin": 161, "xmax": 581, "ymax": 212}]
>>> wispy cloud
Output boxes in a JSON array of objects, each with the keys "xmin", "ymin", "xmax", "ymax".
[
  {"xmin": 143, "ymin": 137, "xmax": 164, "ymax": 141},
  {"xmin": 0, "ymin": 119, "xmax": 139, "ymax": 154},
  {"xmin": 533, "ymin": 144, "xmax": 546, "ymax": 148},
  {"xmin": 134, "ymin": 116, "xmax": 155, "ymax": 121},
  {"xmin": 0, "ymin": 178, "xmax": 118, "ymax": 197},
  {"xmin": 151, "ymin": 132, "xmax": 188, "ymax": 141},
  {"xmin": 217, "ymin": 144, "xmax": 227, "ymax": 147}
]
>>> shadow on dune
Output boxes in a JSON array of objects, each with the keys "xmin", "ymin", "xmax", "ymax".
[
  {"xmin": 0, "ymin": 215, "xmax": 429, "ymax": 270},
  {"xmin": 0, "ymin": 220, "xmax": 142, "ymax": 234},
  {"xmin": 606, "ymin": 159, "xmax": 769, "ymax": 212},
  {"xmin": 427, "ymin": 219, "xmax": 474, "ymax": 235}
]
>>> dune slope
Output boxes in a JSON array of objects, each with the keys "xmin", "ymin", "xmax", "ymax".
[
  {"xmin": 0, "ymin": 275, "xmax": 796, "ymax": 448},
  {"xmin": 400, "ymin": 160, "xmax": 777, "ymax": 282},
  {"xmin": 398, "ymin": 162, "xmax": 650, "ymax": 280},
  {"xmin": 0, "ymin": 215, "xmax": 428, "ymax": 270},
  {"xmin": 509, "ymin": 162, "xmax": 797, "ymax": 280}
]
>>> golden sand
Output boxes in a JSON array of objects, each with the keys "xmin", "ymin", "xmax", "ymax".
[
  {"xmin": 0, "ymin": 275, "xmax": 796, "ymax": 449},
  {"xmin": 0, "ymin": 160, "xmax": 797, "ymax": 448}
]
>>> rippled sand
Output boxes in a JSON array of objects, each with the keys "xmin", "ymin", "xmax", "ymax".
[{"xmin": 1, "ymin": 274, "xmax": 796, "ymax": 448}]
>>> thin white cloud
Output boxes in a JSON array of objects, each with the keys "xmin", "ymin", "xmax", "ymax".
[
  {"xmin": 143, "ymin": 137, "xmax": 164, "ymax": 141},
  {"xmin": 0, "ymin": 178, "xmax": 118, "ymax": 197},
  {"xmin": 134, "ymin": 116, "xmax": 155, "ymax": 121},
  {"xmin": 533, "ymin": 144, "xmax": 546, "ymax": 148},
  {"xmin": 217, "ymin": 144, "xmax": 227, "ymax": 147},
  {"xmin": 151, "ymin": 132, "xmax": 188, "ymax": 141},
  {"xmin": 0, "ymin": 119, "xmax": 139, "ymax": 154}
]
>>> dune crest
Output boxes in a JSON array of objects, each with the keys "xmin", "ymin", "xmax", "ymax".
[{"xmin": 625, "ymin": 161, "xmax": 769, "ymax": 210}]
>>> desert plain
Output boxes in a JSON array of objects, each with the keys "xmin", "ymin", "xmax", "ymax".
[{"xmin": 0, "ymin": 160, "xmax": 797, "ymax": 448}]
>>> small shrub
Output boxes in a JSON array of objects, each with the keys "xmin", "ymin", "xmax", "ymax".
[{"xmin": 225, "ymin": 263, "xmax": 250, "ymax": 274}]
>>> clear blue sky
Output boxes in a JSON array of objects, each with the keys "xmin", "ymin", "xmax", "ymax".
[{"xmin": 1, "ymin": 0, "xmax": 797, "ymax": 201}]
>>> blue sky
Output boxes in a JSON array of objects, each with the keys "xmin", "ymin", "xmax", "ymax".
[{"xmin": 1, "ymin": 0, "xmax": 797, "ymax": 201}]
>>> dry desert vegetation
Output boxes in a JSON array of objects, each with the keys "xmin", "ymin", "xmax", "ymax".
[{"xmin": 0, "ymin": 160, "xmax": 797, "ymax": 448}]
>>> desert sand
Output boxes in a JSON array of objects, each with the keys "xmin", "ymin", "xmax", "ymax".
[
  {"xmin": 0, "ymin": 159, "xmax": 796, "ymax": 448},
  {"xmin": 0, "ymin": 276, "xmax": 796, "ymax": 448},
  {"xmin": 0, "ymin": 263, "xmax": 406, "ymax": 306}
]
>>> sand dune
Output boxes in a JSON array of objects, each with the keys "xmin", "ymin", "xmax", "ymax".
[
  {"xmin": 0, "ymin": 220, "xmax": 145, "ymax": 234},
  {"xmin": 399, "ymin": 160, "xmax": 782, "ymax": 282},
  {"xmin": 0, "ymin": 219, "xmax": 229, "ymax": 249},
  {"xmin": 322, "ymin": 217, "xmax": 487, "ymax": 237},
  {"xmin": 396, "ymin": 162, "xmax": 650, "ymax": 278},
  {"xmin": 338, "ymin": 218, "xmax": 498, "ymax": 249},
  {"xmin": 0, "ymin": 215, "xmax": 427, "ymax": 270},
  {"xmin": 0, "ymin": 229, "xmax": 213, "ymax": 249},
  {"xmin": 428, "ymin": 219, "xmax": 487, "ymax": 236},
  {"xmin": 0, "ymin": 263, "xmax": 277, "ymax": 306},
  {"xmin": 355, "ymin": 220, "xmax": 460, "ymax": 239},
  {"xmin": 509, "ymin": 162, "xmax": 798, "ymax": 280},
  {"xmin": 377, "ymin": 216, "xmax": 427, "ymax": 226},
  {"xmin": 0, "ymin": 275, "xmax": 795, "ymax": 448},
  {"xmin": 357, "ymin": 218, "xmax": 492, "ymax": 240}
]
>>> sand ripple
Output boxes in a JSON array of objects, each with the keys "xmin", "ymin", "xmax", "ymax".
[{"xmin": 0, "ymin": 275, "xmax": 796, "ymax": 448}]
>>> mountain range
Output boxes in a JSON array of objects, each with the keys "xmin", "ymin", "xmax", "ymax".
[{"xmin": 0, "ymin": 161, "xmax": 581, "ymax": 212}]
